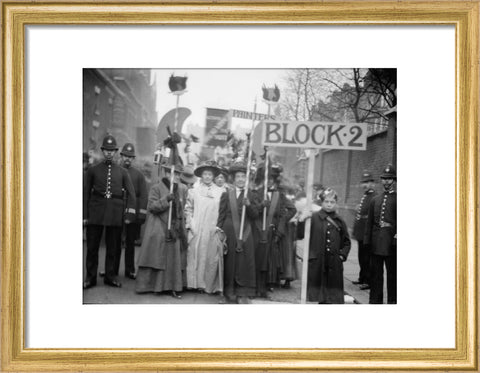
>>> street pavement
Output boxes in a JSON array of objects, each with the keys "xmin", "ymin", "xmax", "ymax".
[{"xmin": 83, "ymin": 237, "xmax": 376, "ymax": 305}]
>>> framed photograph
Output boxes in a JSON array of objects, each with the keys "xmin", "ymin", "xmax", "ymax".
[{"xmin": 2, "ymin": 1, "xmax": 478, "ymax": 371}]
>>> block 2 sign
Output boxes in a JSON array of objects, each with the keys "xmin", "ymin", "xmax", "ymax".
[
  {"xmin": 261, "ymin": 119, "xmax": 368, "ymax": 304},
  {"xmin": 262, "ymin": 120, "xmax": 368, "ymax": 150}
]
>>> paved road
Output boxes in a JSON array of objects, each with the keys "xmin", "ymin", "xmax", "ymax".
[{"xmin": 83, "ymin": 237, "xmax": 377, "ymax": 304}]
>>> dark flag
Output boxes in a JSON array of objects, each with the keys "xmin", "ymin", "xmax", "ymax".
[
  {"xmin": 262, "ymin": 84, "xmax": 280, "ymax": 102},
  {"xmin": 169, "ymin": 75, "xmax": 187, "ymax": 93}
]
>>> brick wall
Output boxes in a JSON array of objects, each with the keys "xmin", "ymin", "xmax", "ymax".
[{"xmin": 316, "ymin": 115, "xmax": 396, "ymax": 229}]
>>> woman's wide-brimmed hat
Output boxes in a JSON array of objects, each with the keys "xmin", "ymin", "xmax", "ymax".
[
  {"xmin": 194, "ymin": 160, "xmax": 220, "ymax": 177},
  {"xmin": 181, "ymin": 165, "xmax": 197, "ymax": 184},
  {"xmin": 228, "ymin": 161, "xmax": 248, "ymax": 175}
]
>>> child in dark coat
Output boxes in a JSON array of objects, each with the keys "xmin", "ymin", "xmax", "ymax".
[{"xmin": 298, "ymin": 188, "xmax": 351, "ymax": 303}]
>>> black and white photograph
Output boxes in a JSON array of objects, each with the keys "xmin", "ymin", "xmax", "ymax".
[{"xmin": 83, "ymin": 68, "xmax": 397, "ymax": 305}]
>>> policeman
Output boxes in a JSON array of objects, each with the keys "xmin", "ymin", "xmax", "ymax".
[
  {"xmin": 114, "ymin": 143, "xmax": 148, "ymax": 280},
  {"xmin": 83, "ymin": 135, "xmax": 137, "ymax": 289},
  {"xmin": 364, "ymin": 164, "xmax": 397, "ymax": 304},
  {"xmin": 352, "ymin": 171, "xmax": 377, "ymax": 290}
]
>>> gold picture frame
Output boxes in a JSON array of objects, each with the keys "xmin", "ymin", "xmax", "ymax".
[{"xmin": 2, "ymin": 1, "xmax": 478, "ymax": 371}]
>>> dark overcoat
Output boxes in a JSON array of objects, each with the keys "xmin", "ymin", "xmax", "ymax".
[
  {"xmin": 253, "ymin": 188, "xmax": 296, "ymax": 284},
  {"xmin": 352, "ymin": 189, "xmax": 377, "ymax": 241},
  {"xmin": 124, "ymin": 166, "xmax": 148, "ymax": 224},
  {"xmin": 298, "ymin": 210, "xmax": 351, "ymax": 303},
  {"xmin": 364, "ymin": 190, "xmax": 397, "ymax": 256},
  {"xmin": 83, "ymin": 161, "xmax": 136, "ymax": 226},
  {"xmin": 135, "ymin": 179, "xmax": 187, "ymax": 293},
  {"xmin": 217, "ymin": 188, "xmax": 260, "ymax": 297}
]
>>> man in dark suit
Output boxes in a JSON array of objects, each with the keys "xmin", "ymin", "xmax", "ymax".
[
  {"xmin": 364, "ymin": 165, "xmax": 397, "ymax": 304},
  {"xmin": 83, "ymin": 135, "xmax": 136, "ymax": 289},
  {"xmin": 114, "ymin": 143, "xmax": 148, "ymax": 280},
  {"xmin": 352, "ymin": 171, "xmax": 377, "ymax": 290}
]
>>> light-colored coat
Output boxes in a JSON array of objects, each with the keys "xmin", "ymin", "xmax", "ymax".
[{"xmin": 184, "ymin": 182, "xmax": 223, "ymax": 293}]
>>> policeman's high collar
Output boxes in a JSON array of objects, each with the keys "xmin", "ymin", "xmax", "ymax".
[{"xmin": 104, "ymin": 159, "xmax": 113, "ymax": 166}]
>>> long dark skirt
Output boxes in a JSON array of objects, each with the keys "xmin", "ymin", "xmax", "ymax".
[
  {"xmin": 280, "ymin": 222, "xmax": 297, "ymax": 282},
  {"xmin": 135, "ymin": 240, "xmax": 183, "ymax": 293},
  {"xmin": 223, "ymin": 218, "xmax": 256, "ymax": 299}
]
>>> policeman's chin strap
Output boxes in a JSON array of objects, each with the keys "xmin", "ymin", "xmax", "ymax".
[{"xmin": 383, "ymin": 182, "xmax": 395, "ymax": 192}]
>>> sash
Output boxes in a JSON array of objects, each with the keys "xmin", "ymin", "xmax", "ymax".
[
  {"xmin": 326, "ymin": 215, "xmax": 341, "ymax": 231},
  {"xmin": 261, "ymin": 191, "xmax": 280, "ymax": 242},
  {"xmin": 266, "ymin": 191, "xmax": 280, "ymax": 228},
  {"xmin": 228, "ymin": 189, "xmax": 251, "ymax": 249}
]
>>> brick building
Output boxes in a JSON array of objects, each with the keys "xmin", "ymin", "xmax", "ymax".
[
  {"xmin": 314, "ymin": 109, "xmax": 396, "ymax": 228},
  {"xmin": 83, "ymin": 69, "xmax": 158, "ymax": 161}
]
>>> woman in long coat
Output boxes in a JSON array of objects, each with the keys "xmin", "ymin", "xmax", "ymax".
[
  {"xmin": 253, "ymin": 164, "xmax": 296, "ymax": 297},
  {"xmin": 184, "ymin": 161, "xmax": 224, "ymax": 293},
  {"xmin": 217, "ymin": 162, "xmax": 260, "ymax": 304},
  {"xmin": 135, "ymin": 165, "xmax": 186, "ymax": 298}
]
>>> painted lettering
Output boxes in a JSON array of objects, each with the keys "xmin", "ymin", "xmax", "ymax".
[
  {"xmin": 265, "ymin": 122, "xmax": 282, "ymax": 143},
  {"xmin": 295, "ymin": 123, "xmax": 310, "ymax": 144},
  {"xmin": 347, "ymin": 126, "xmax": 363, "ymax": 147},
  {"xmin": 282, "ymin": 122, "xmax": 296, "ymax": 144},
  {"xmin": 311, "ymin": 124, "xmax": 325, "ymax": 145},
  {"xmin": 327, "ymin": 124, "xmax": 345, "ymax": 146}
]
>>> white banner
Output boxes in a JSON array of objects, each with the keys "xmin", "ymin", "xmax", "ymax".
[{"xmin": 262, "ymin": 120, "xmax": 368, "ymax": 150}]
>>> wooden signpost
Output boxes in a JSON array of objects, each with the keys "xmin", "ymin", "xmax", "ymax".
[{"xmin": 262, "ymin": 120, "xmax": 368, "ymax": 304}]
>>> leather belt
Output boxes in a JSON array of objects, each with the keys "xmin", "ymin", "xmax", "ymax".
[
  {"xmin": 92, "ymin": 190, "xmax": 123, "ymax": 200},
  {"xmin": 378, "ymin": 221, "xmax": 393, "ymax": 228}
]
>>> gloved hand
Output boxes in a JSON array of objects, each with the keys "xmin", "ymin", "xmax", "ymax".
[
  {"xmin": 242, "ymin": 197, "xmax": 251, "ymax": 207},
  {"xmin": 261, "ymin": 200, "xmax": 271, "ymax": 208},
  {"xmin": 273, "ymin": 229, "xmax": 283, "ymax": 244},
  {"xmin": 166, "ymin": 193, "xmax": 175, "ymax": 202}
]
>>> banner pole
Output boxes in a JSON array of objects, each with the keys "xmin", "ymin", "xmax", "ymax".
[
  {"xmin": 239, "ymin": 98, "xmax": 257, "ymax": 241},
  {"xmin": 262, "ymin": 103, "xmax": 272, "ymax": 231},
  {"xmin": 300, "ymin": 148, "xmax": 316, "ymax": 304},
  {"xmin": 167, "ymin": 94, "xmax": 180, "ymax": 231}
]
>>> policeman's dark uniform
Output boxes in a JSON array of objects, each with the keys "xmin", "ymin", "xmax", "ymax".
[
  {"xmin": 352, "ymin": 172, "xmax": 377, "ymax": 287},
  {"xmin": 114, "ymin": 143, "xmax": 148, "ymax": 278},
  {"xmin": 364, "ymin": 165, "xmax": 397, "ymax": 304},
  {"xmin": 83, "ymin": 135, "xmax": 136, "ymax": 289}
]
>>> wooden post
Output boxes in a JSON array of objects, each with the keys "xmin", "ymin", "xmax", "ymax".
[{"xmin": 300, "ymin": 148, "xmax": 316, "ymax": 304}]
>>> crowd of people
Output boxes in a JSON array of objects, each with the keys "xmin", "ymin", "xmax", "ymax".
[{"xmin": 83, "ymin": 134, "xmax": 397, "ymax": 304}]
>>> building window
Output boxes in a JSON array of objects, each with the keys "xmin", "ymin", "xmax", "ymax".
[{"xmin": 94, "ymin": 86, "xmax": 101, "ymax": 95}]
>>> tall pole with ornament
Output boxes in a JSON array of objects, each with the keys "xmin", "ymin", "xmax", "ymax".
[
  {"xmin": 166, "ymin": 74, "xmax": 187, "ymax": 233},
  {"xmin": 238, "ymin": 98, "xmax": 257, "ymax": 248},
  {"xmin": 261, "ymin": 84, "xmax": 280, "ymax": 231}
]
